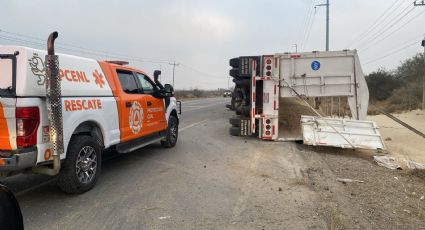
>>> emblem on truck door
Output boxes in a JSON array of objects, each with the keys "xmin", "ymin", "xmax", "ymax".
[
  {"xmin": 92, "ymin": 70, "xmax": 105, "ymax": 88},
  {"xmin": 28, "ymin": 53, "xmax": 46, "ymax": 85},
  {"xmin": 129, "ymin": 101, "xmax": 143, "ymax": 134}
]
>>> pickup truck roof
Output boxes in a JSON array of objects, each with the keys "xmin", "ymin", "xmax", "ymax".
[{"xmin": 0, "ymin": 46, "xmax": 151, "ymax": 97}]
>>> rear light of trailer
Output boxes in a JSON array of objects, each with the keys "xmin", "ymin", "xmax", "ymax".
[
  {"xmin": 263, "ymin": 56, "xmax": 274, "ymax": 78},
  {"xmin": 16, "ymin": 107, "xmax": 40, "ymax": 148}
]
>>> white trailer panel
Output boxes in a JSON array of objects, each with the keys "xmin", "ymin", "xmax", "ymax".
[
  {"xmin": 277, "ymin": 50, "xmax": 369, "ymax": 120},
  {"xmin": 301, "ymin": 115, "xmax": 385, "ymax": 150}
]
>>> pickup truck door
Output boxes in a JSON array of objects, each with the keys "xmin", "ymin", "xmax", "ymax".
[
  {"xmin": 116, "ymin": 70, "xmax": 149, "ymax": 143},
  {"xmin": 134, "ymin": 72, "xmax": 167, "ymax": 134}
]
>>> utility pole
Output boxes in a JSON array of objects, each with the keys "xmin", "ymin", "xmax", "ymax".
[
  {"xmin": 292, "ymin": 44, "xmax": 298, "ymax": 53},
  {"xmin": 316, "ymin": 0, "xmax": 330, "ymax": 51},
  {"xmin": 414, "ymin": 1, "xmax": 425, "ymax": 109},
  {"xmin": 422, "ymin": 37, "xmax": 425, "ymax": 110},
  {"xmin": 169, "ymin": 61, "xmax": 179, "ymax": 87}
]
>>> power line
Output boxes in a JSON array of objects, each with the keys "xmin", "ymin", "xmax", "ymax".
[
  {"xmin": 363, "ymin": 39, "xmax": 421, "ymax": 65},
  {"xmin": 302, "ymin": 5, "xmax": 317, "ymax": 51},
  {"xmin": 356, "ymin": 2, "xmax": 413, "ymax": 48},
  {"xmin": 356, "ymin": 3, "xmax": 415, "ymax": 49},
  {"xmin": 300, "ymin": 0, "xmax": 316, "ymax": 50},
  {"xmin": 361, "ymin": 8, "xmax": 425, "ymax": 52},
  {"xmin": 0, "ymin": 29, "xmax": 172, "ymax": 64},
  {"xmin": 0, "ymin": 29, "xmax": 171, "ymax": 62},
  {"xmin": 179, "ymin": 63, "xmax": 223, "ymax": 79},
  {"xmin": 300, "ymin": 0, "xmax": 315, "ymax": 45},
  {"xmin": 346, "ymin": 0, "xmax": 402, "ymax": 48}
]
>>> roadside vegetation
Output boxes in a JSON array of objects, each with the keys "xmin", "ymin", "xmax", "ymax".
[
  {"xmin": 366, "ymin": 53, "xmax": 425, "ymax": 114},
  {"xmin": 175, "ymin": 88, "xmax": 231, "ymax": 100}
]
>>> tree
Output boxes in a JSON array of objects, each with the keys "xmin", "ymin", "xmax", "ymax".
[{"xmin": 366, "ymin": 68, "xmax": 400, "ymax": 101}]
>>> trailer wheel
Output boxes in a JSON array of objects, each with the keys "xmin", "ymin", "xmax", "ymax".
[
  {"xmin": 57, "ymin": 135, "xmax": 102, "ymax": 194},
  {"xmin": 229, "ymin": 58, "xmax": 239, "ymax": 68},
  {"xmin": 234, "ymin": 78, "xmax": 250, "ymax": 87},
  {"xmin": 229, "ymin": 127, "xmax": 240, "ymax": 136},
  {"xmin": 161, "ymin": 115, "xmax": 179, "ymax": 148},
  {"xmin": 229, "ymin": 116, "xmax": 241, "ymax": 127},
  {"xmin": 229, "ymin": 68, "xmax": 239, "ymax": 78}
]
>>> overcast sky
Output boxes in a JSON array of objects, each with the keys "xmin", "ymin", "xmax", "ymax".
[{"xmin": 1, "ymin": 0, "xmax": 424, "ymax": 89}]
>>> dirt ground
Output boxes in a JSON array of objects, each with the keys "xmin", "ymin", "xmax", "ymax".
[
  {"xmin": 296, "ymin": 143, "xmax": 425, "ymax": 230},
  {"xmin": 4, "ymin": 98, "xmax": 424, "ymax": 230},
  {"xmin": 280, "ymin": 103, "xmax": 425, "ymax": 229},
  {"xmin": 369, "ymin": 110, "xmax": 425, "ymax": 165}
]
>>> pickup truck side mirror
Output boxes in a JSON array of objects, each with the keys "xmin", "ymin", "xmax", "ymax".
[{"xmin": 164, "ymin": 84, "xmax": 174, "ymax": 97}]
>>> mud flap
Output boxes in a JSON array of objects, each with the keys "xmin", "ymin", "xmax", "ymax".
[
  {"xmin": 240, "ymin": 119, "xmax": 252, "ymax": 136},
  {"xmin": 0, "ymin": 98, "xmax": 16, "ymax": 150},
  {"xmin": 300, "ymin": 115, "xmax": 385, "ymax": 150}
]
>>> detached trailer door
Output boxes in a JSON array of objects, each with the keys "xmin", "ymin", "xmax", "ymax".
[{"xmin": 301, "ymin": 116, "xmax": 385, "ymax": 150}]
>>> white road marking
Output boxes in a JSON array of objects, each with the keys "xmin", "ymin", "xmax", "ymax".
[
  {"xmin": 180, "ymin": 119, "xmax": 208, "ymax": 132},
  {"xmin": 182, "ymin": 102, "xmax": 225, "ymax": 112}
]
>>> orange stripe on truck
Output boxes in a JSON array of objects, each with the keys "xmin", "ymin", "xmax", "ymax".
[{"xmin": 0, "ymin": 102, "xmax": 12, "ymax": 150}]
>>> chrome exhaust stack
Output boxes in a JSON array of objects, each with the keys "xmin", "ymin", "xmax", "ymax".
[{"xmin": 33, "ymin": 31, "xmax": 63, "ymax": 176}]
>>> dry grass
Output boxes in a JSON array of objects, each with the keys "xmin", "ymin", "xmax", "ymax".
[
  {"xmin": 175, "ymin": 89, "xmax": 226, "ymax": 100},
  {"xmin": 325, "ymin": 207, "xmax": 344, "ymax": 230}
]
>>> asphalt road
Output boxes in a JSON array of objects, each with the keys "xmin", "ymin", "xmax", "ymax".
[{"xmin": 2, "ymin": 97, "xmax": 328, "ymax": 230}]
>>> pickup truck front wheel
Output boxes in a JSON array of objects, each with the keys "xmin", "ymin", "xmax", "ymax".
[
  {"xmin": 57, "ymin": 135, "xmax": 102, "ymax": 194},
  {"xmin": 161, "ymin": 115, "xmax": 178, "ymax": 148}
]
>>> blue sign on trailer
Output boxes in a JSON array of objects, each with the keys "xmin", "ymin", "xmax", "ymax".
[{"xmin": 311, "ymin": 61, "xmax": 321, "ymax": 71}]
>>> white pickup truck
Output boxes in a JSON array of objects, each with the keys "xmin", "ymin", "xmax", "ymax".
[{"xmin": 0, "ymin": 32, "xmax": 181, "ymax": 193}]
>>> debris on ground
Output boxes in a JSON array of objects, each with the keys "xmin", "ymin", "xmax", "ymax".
[
  {"xmin": 373, "ymin": 156, "xmax": 402, "ymax": 170},
  {"xmin": 336, "ymin": 178, "xmax": 364, "ymax": 184},
  {"xmin": 404, "ymin": 160, "xmax": 425, "ymax": 170}
]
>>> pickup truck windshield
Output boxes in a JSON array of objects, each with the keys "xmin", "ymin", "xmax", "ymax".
[{"xmin": 0, "ymin": 56, "xmax": 13, "ymax": 96}]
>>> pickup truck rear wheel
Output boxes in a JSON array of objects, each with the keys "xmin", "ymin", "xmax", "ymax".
[
  {"xmin": 57, "ymin": 135, "xmax": 102, "ymax": 194},
  {"xmin": 161, "ymin": 115, "xmax": 178, "ymax": 148}
]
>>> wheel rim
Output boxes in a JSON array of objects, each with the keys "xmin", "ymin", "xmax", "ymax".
[
  {"xmin": 169, "ymin": 119, "xmax": 178, "ymax": 144},
  {"xmin": 75, "ymin": 146, "xmax": 97, "ymax": 184}
]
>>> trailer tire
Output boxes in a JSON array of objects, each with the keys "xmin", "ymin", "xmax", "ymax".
[
  {"xmin": 161, "ymin": 115, "xmax": 179, "ymax": 148},
  {"xmin": 229, "ymin": 58, "xmax": 239, "ymax": 68},
  {"xmin": 57, "ymin": 135, "xmax": 102, "ymax": 194},
  {"xmin": 234, "ymin": 78, "xmax": 250, "ymax": 87},
  {"xmin": 229, "ymin": 116, "xmax": 241, "ymax": 127},
  {"xmin": 229, "ymin": 68, "xmax": 239, "ymax": 78},
  {"xmin": 229, "ymin": 127, "xmax": 240, "ymax": 136}
]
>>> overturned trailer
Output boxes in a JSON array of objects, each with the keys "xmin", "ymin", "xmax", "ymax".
[{"xmin": 228, "ymin": 50, "xmax": 385, "ymax": 150}]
